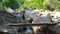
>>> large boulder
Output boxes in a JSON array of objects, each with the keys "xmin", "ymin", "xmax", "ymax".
[{"xmin": 32, "ymin": 11, "xmax": 52, "ymax": 23}]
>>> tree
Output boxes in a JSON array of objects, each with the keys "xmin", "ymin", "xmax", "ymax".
[
  {"xmin": 1, "ymin": 0, "xmax": 25, "ymax": 10},
  {"xmin": 44, "ymin": 0, "xmax": 60, "ymax": 10},
  {"xmin": 20, "ymin": 0, "xmax": 44, "ymax": 9}
]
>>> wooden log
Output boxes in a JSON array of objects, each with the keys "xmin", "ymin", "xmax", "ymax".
[{"xmin": 7, "ymin": 23, "xmax": 57, "ymax": 26}]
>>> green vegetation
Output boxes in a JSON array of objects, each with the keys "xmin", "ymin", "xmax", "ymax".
[{"xmin": 0, "ymin": 0, "xmax": 60, "ymax": 10}]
